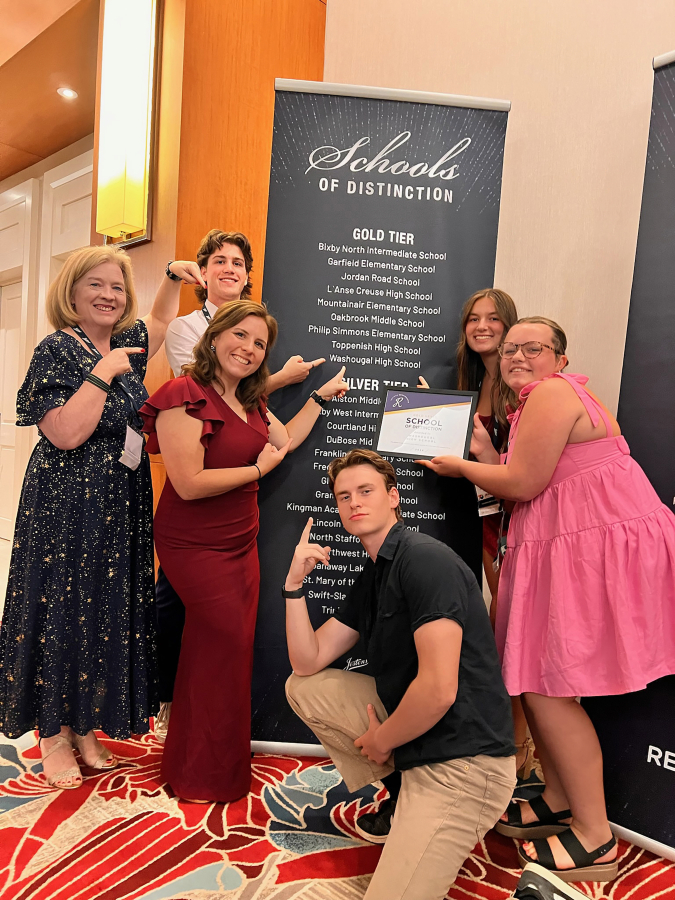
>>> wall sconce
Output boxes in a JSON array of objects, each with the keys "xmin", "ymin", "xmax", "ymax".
[{"xmin": 95, "ymin": 0, "xmax": 159, "ymax": 245}]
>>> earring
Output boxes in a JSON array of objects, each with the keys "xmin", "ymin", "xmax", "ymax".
[{"xmin": 210, "ymin": 344, "xmax": 216, "ymax": 352}]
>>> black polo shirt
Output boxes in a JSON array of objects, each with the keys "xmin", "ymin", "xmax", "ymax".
[{"xmin": 334, "ymin": 522, "xmax": 515, "ymax": 770}]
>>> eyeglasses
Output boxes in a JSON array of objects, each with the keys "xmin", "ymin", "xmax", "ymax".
[{"xmin": 498, "ymin": 341, "xmax": 557, "ymax": 359}]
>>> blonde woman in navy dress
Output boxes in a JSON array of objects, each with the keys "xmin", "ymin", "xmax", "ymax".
[{"xmin": 0, "ymin": 246, "xmax": 185, "ymax": 789}]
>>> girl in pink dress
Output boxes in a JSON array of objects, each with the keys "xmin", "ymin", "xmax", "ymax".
[{"xmin": 418, "ymin": 316, "xmax": 675, "ymax": 883}]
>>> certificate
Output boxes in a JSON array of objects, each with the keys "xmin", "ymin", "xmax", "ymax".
[{"xmin": 375, "ymin": 387, "xmax": 478, "ymax": 461}]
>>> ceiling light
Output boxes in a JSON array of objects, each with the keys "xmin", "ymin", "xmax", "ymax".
[{"xmin": 57, "ymin": 87, "xmax": 78, "ymax": 99}]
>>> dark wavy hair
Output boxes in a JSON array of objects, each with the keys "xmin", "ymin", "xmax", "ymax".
[
  {"xmin": 456, "ymin": 288, "xmax": 519, "ymax": 432},
  {"xmin": 183, "ymin": 301, "xmax": 278, "ymax": 411},
  {"xmin": 195, "ymin": 229, "xmax": 253, "ymax": 304},
  {"xmin": 328, "ymin": 449, "xmax": 402, "ymax": 522}
]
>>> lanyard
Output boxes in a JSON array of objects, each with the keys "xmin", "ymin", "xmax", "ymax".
[
  {"xmin": 72, "ymin": 325, "xmax": 143, "ymax": 429},
  {"xmin": 201, "ymin": 304, "xmax": 211, "ymax": 322},
  {"xmin": 477, "ymin": 375, "xmax": 502, "ymax": 449}
]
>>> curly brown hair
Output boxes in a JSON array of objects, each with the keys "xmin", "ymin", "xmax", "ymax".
[
  {"xmin": 328, "ymin": 449, "xmax": 402, "ymax": 521},
  {"xmin": 195, "ymin": 230, "xmax": 253, "ymax": 304},
  {"xmin": 182, "ymin": 301, "xmax": 278, "ymax": 411}
]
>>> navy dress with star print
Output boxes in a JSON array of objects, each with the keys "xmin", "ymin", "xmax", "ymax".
[{"xmin": 0, "ymin": 321, "xmax": 158, "ymax": 739}]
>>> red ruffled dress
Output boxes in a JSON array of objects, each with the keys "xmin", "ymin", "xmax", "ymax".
[
  {"xmin": 478, "ymin": 413, "xmax": 507, "ymax": 561},
  {"xmin": 140, "ymin": 375, "xmax": 269, "ymax": 802}
]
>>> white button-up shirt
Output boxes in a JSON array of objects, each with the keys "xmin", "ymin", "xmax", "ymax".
[{"xmin": 165, "ymin": 300, "xmax": 218, "ymax": 377}]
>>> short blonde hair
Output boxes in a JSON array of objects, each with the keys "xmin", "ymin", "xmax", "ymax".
[{"xmin": 46, "ymin": 245, "xmax": 139, "ymax": 335}]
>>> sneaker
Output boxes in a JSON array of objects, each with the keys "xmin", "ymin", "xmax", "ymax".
[
  {"xmin": 354, "ymin": 798, "xmax": 396, "ymax": 844},
  {"xmin": 514, "ymin": 864, "xmax": 589, "ymax": 900},
  {"xmin": 154, "ymin": 701, "xmax": 171, "ymax": 743}
]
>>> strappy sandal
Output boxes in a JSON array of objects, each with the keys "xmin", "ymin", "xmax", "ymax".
[
  {"xmin": 39, "ymin": 736, "xmax": 83, "ymax": 790},
  {"xmin": 517, "ymin": 829, "xmax": 618, "ymax": 883},
  {"xmin": 496, "ymin": 793, "xmax": 572, "ymax": 839},
  {"xmin": 71, "ymin": 730, "xmax": 118, "ymax": 769},
  {"xmin": 516, "ymin": 737, "xmax": 544, "ymax": 783}
]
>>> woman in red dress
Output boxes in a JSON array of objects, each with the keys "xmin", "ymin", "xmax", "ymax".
[{"xmin": 140, "ymin": 300, "xmax": 347, "ymax": 802}]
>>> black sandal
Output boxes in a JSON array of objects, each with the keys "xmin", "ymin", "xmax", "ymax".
[
  {"xmin": 496, "ymin": 793, "xmax": 572, "ymax": 839},
  {"xmin": 517, "ymin": 829, "xmax": 618, "ymax": 883}
]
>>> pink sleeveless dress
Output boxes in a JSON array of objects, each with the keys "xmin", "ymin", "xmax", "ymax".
[{"xmin": 495, "ymin": 373, "xmax": 675, "ymax": 697}]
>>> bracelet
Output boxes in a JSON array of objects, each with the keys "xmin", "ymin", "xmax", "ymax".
[
  {"xmin": 85, "ymin": 373, "xmax": 111, "ymax": 393},
  {"xmin": 253, "ymin": 463, "xmax": 262, "ymax": 480},
  {"xmin": 281, "ymin": 585, "xmax": 305, "ymax": 599},
  {"xmin": 165, "ymin": 261, "xmax": 181, "ymax": 281},
  {"xmin": 310, "ymin": 390, "xmax": 328, "ymax": 408}
]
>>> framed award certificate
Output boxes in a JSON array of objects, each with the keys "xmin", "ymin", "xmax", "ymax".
[{"xmin": 374, "ymin": 387, "xmax": 478, "ymax": 461}]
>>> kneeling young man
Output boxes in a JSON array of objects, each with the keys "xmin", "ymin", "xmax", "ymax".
[{"xmin": 283, "ymin": 449, "xmax": 517, "ymax": 900}]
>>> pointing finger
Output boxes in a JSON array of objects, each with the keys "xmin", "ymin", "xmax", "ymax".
[
  {"xmin": 300, "ymin": 517, "xmax": 313, "ymax": 543},
  {"xmin": 123, "ymin": 347, "xmax": 146, "ymax": 355},
  {"xmin": 308, "ymin": 358, "xmax": 325, "ymax": 368}
]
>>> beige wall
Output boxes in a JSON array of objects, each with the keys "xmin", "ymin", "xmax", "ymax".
[{"xmin": 324, "ymin": 0, "xmax": 675, "ymax": 412}]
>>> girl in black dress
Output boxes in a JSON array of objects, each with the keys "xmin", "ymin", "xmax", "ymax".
[{"xmin": 0, "ymin": 246, "xmax": 188, "ymax": 788}]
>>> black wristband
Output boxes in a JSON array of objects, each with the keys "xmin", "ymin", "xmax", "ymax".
[
  {"xmin": 165, "ymin": 261, "xmax": 181, "ymax": 281},
  {"xmin": 310, "ymin": 390, "xmax": 328, "ymax": 407},
  {"xmin": 85, "ymin": 373, "xmax": 111, "ymax": 393},
  {"xmin": 282, "ymin": 585, "xmax": 305, "ymax": 599},
  {"xmin": 253, "ymin": 463, "xmax": 262, "ymax": 480}
]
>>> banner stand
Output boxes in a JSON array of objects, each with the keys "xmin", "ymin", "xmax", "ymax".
[
  {"xmin": 253, "ymin": 77, "xmax": 510, "ymax": 753},
  {"xmin": 609, "ymin": 823, "xmax": 675, "ymax": 864},
  {"xmin": 251, "ymin": 741, "xmax": 328, "ymax": 758},
  {"xmin": 606, "ymin": 48, "xmax": 675, "ymax": 861}
]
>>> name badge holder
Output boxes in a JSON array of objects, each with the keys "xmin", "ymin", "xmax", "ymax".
[
  {"xmin": 476, "ymin": 484, "xmax": 502, "ymax": 518},
  {"xmin": 72, "ymin": 325, "xmax": 144, "ymax": 471}
]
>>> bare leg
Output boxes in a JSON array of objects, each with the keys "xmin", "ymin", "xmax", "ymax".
[
  {"xmin": 500, "ymin": 695, "xmax": 568, "ymax": 822},
  {"xmin": 512, "ymin": 696, "xmax": 532, "ymax": 774},
  {"xmin": 483, "ymin": 552, "xmax": 530, "ymax": 774},
  {"xmin": 519, "ymin": 694, "xmax": 615, "ymax": 869}
]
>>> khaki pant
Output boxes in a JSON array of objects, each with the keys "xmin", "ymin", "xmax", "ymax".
[{"xmin": 286, "ymin": 669, "xmax": 516, "ymax": 900}]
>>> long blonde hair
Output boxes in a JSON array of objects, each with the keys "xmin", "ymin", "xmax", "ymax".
[
  {"xmin": 46, "ymin": 245, "xmax": 138, "ymax": 335},
  {"xmin": 183, "ymin": 301, "xmax": 278, "ymax": 411},
  {"xmin": 456, "ymin": 288, "xmax": 519, "ymax": 431}
]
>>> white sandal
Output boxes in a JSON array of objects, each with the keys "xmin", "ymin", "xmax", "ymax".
[
  {"xmin": 154, "ymin": 702, "xmax": 171, "ymax": 744},
  {"xmin": 40, "ymin": 736, "xmax": 82, "ymax": 789}
]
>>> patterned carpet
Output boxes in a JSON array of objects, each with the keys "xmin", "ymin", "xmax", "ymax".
[{"xmin": 1, "ymin": 731, "xmax": 673, "ymax": 900}]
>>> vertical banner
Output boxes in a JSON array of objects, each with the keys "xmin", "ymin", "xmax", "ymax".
[
  {"xmin": 584, "ymin": 55, "xmax": 675, "ymax": 858},
  {"xmin": 253, "ymin": 81, "xmax": 509, "ymax": 747}
]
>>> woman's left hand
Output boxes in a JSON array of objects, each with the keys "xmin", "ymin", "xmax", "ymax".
[
  {"xmin": 317, "ymin": 366, "xmax": 349, "ymax": 401},
  {"xmin": 416, "ymin": 455, "xmax": 464, "ymax": 477}
]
